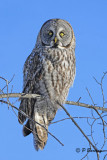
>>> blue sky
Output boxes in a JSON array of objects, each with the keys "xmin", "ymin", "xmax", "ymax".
[{"xmin": 0, "ymin": 0, "xmax": 107, "ymax": 160}]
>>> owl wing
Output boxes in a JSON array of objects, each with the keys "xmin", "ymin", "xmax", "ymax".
[
  {"xmin": 18, "ymin": 50, "xmax": 42, "ymax": 124},
  {"xmin": 23, "ymin": 51, "xmax": 39, "ymax": 92}
]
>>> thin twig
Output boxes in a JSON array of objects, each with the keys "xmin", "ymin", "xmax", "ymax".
[
  {"xmin": 1, "ymin": 74, "xmax": 15, "ymax": 91},
  {"xmin": 51, "ymin": 116, "xmax": 96, "ymax": 124},
  {"xmin": 86, "ymin": 86, "xmax": 106, "ymax": 156},
  {"xmin": 101, "ymin": 72, "xmax": 107, "ymax": 108},
  {"xmin": 103, "ymin": 154, "xmax": 107, "ymax": 160}
]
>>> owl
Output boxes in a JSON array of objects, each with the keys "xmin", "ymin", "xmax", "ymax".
[{"xmin": 18, "ymin": 19, "xmax": 76, "ymax": 151}]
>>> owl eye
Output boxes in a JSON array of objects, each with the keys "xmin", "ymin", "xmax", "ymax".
[
  {"xmin": 48, "ymin": 30, "xmax": 53, "ymax": 36},
  {"xmin": 59, "ymin": 32, "xmax": 65, "ymax": 38}
]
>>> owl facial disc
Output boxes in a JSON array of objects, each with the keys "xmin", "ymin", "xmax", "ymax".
[{"xmin": 40, "ymin": 19, "xmax": 73, "ymax": 48}]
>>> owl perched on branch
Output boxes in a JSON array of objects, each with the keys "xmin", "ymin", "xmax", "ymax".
[{"xmin": 18, "ymin": 19, "xmax": 76, "ymax": 150}]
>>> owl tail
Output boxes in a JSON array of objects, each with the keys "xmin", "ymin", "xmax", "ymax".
[
  {"xmin": 33, "ymin": 112, "xmax": 48, "ymax": 151},
  {"xmin": 23, "ymin": 120, "xmax": 32, "ymax": 136},
  {"xmin": 22, "ymin": 99, "xmax": 57, "ymax": 151},
  {"xmin": 22, "ymin": 112, "xmax": 48, "ymax": 150}
]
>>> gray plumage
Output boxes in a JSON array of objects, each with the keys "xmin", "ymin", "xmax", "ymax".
[{"xmin": 18, "ymin": 19, "xmax": 76, "ymax": 150}]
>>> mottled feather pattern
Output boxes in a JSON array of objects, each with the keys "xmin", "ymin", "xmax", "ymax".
[
  {"xmin": 18, "ymin": 19, "xmax": 76, "ymax": 150},
  {"xmin": 42, "ymin": 47, "xmax": 75, "ymax": 103}
]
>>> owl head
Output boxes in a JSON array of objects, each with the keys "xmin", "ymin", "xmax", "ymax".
[{"xmin": 36, "ymin": 19, "xmax": 75, "ymax": 49}]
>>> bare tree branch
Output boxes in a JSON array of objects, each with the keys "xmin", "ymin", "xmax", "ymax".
[
  {"xmin": 57, "ymin": 101, "xmax": 100, "ymax": 160},
  {"xmin": 0, "ymin": 93, "xmax": 107, "ymax": 112},
  {"xmin": 0, "ymin": 93, "xmax": 40, "ymax": 99},
  {"xmin": 66, "ymin": 101, "xmax": 107, "ymax": 112}
]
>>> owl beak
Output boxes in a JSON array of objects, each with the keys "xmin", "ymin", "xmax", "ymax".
[{"xmin": 54, "ymin": 37, "xmax": 58, "ymax": 44}]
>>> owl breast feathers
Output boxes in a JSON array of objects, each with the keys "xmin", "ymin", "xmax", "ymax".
[{"xmin": 18, "ymin": 19, "xmax": 76, "ymax": 151}]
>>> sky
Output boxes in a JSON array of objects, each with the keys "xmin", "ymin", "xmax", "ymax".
[{"xmin": 0, "ymin": 0, "xmax": 107, "ymax": 160}]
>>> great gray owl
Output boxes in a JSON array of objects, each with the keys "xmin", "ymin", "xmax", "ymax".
[{"xmin": 18, "ymin": 19, "xmax": 76, "ymax": 151}]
